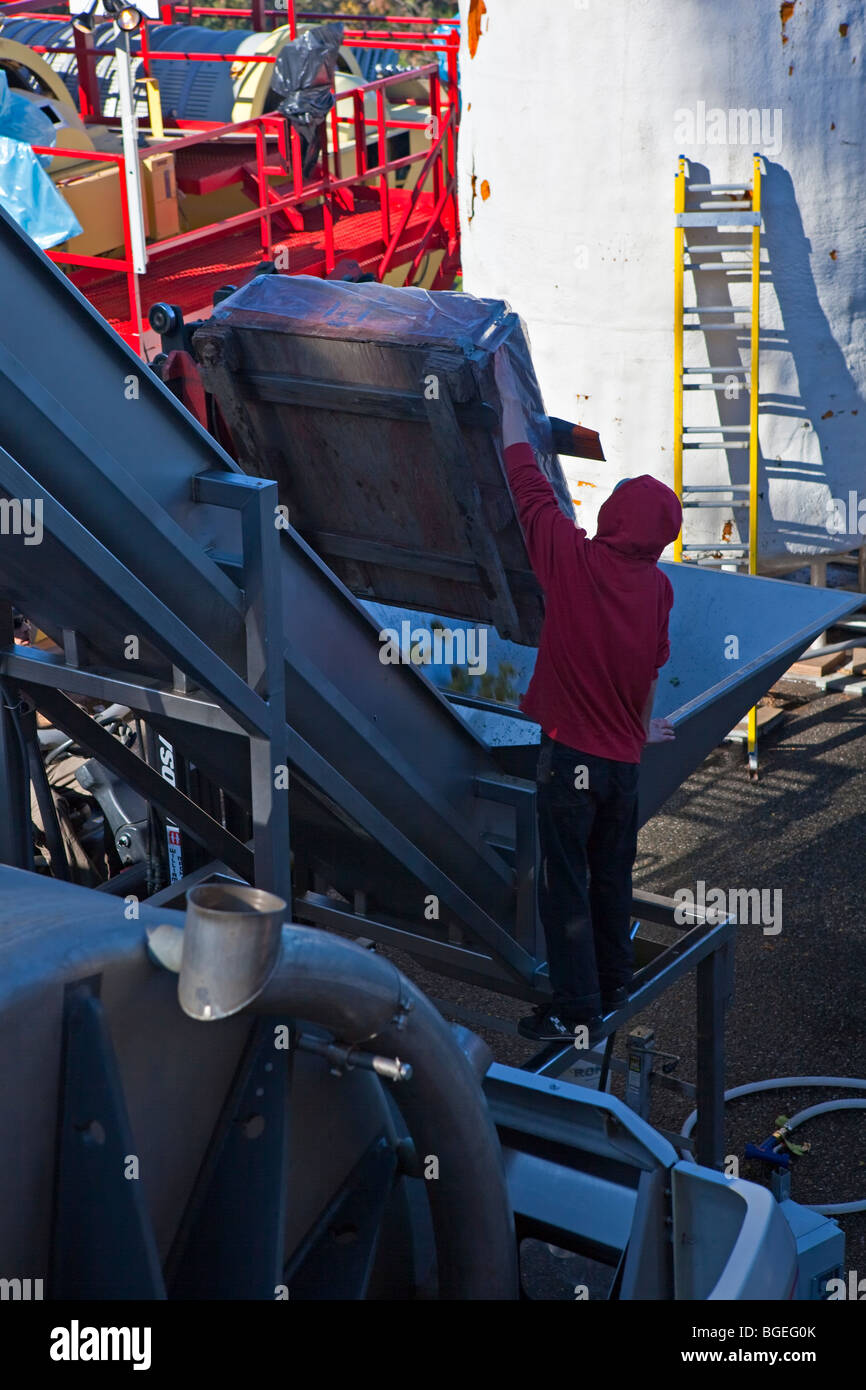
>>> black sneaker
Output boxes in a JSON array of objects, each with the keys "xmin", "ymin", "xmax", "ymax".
[
  {"xmin": 602, "ymin": 986, "xmax": 629, "ymax": 1013},
  {"xmin": 518, "ymin": 1007, "xmax": 602, "ymax": 1043}
]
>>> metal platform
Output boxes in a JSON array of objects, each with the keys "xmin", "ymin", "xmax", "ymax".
[{"xmin": 68, "ymin": 189, "xmax": 443, "ymax": 337}]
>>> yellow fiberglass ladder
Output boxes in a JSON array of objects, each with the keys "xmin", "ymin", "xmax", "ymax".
[{"xmin": 673, "ymin": 153, "xmax": 762, "ymax": 773}]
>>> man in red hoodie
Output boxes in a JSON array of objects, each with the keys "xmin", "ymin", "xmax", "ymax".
[{"xmin": 493, "ymin": 352, "xmax": 683, "ymax": 1043}]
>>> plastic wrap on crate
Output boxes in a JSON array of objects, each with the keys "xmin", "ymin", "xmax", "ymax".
[{"xmin": 212, "ymin": 273, "xmax": 573, "ymax": 518}]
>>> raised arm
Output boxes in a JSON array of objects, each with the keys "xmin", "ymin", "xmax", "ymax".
[
  {"xmin": 494, "ymin": 349, "xmax": 583, "ymax": 590},
  {"xmin": 644, "ymin": 580, "xmax": 676, "ymax": 745}
]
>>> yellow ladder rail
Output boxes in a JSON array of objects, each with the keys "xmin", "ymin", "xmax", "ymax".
[{"xmin": 673, "ymin": 156, "xmax": 686, "ymax": 562}]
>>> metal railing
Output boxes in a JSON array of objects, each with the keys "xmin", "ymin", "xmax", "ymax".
[
  {"xmin": 35, "ymin": 50, "xmax": 458, "ymax": 351},
  {"xmin": 32, "ymin": 142, "xmax": 144, "ymax": 349}
]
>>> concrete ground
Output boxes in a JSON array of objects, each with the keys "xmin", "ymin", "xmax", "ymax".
[{"xmin": 388, "ymin": 676, "xmax": 866, "ymax": 1295}]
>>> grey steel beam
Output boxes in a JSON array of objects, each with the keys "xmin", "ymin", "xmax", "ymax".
[
  {"xmin": 695, "ymin": 943, "xmax": 729, "ymax": 1170},
  {"xmin": 296, "ymin": 893, "xmax": 541, "ymax": 998},
  {"xmin": 0, "ymin": 648, "xmax": 244, "ymax": 734},
  {"xmin": 0, "ymin": 446, "xmax": 271, "ymax": 741},
  {"xmin": 20, "ymin": 701, "xmax": 70, "ymax": 881},
  {"xmin": 194, "ymin": 472, "xmax": 291, "ymax": 907}
]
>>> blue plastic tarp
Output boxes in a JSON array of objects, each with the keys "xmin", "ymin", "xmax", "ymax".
[{"xmin": 0, "ymin": 73, "xmax": 82, "ymax": 249}]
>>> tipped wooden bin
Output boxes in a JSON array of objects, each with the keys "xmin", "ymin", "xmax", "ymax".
[{"xmin": 193, "ymin": 275, "xmax": 577, "ymax": 645}]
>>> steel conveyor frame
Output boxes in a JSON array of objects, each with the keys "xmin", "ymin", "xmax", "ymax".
[{"xmin": 0, "ymin": 204, "xmax": 858, "ymax": 1174}]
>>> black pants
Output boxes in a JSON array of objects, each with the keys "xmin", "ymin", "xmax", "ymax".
[{"xmin": 536, "ymin": 735, "xmax": 639, "ymax": 1018}]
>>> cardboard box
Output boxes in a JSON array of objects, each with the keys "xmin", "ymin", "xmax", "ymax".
[
  {"xmin": 53, "ymin": 148, "xmax": 181, "ymax": 258},
  {"xmin": 54, "ymin": 160, "xmax": 125, "ymax": 259},
  {"xmin": 142, "ymin": 150, "xmax": 180, "ymax": 241}
]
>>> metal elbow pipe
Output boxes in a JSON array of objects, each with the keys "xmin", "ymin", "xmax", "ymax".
[{"xmin": 249, "ymin": 926, "xmax": 519, "ymax": 1301}]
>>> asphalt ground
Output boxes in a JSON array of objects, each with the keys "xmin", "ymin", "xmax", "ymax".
[{"xmin": 384, "ymin": 676, "xmax": 866, "ymax": 1293}]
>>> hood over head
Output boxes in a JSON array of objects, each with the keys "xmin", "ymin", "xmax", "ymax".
[{"xmin": 595, "ymin": 475, "xmax": 682, "ymax": 561}]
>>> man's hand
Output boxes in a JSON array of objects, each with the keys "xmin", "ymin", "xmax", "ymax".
[
  {"xmin": 494, "ymin": 348, "xmax": 529, "ymax": 449},
  {"xmin": 493, "ymin": 346, "xmax": 521, "ymax": 400},
  {"xmin": 645, "ymin": 717, "xmax": 675, "ymax": 744}
]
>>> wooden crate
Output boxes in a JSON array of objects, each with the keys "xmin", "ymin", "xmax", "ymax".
[{"xmin": 193, "ymin": 276, "xmax": 579, "ymax": 645}]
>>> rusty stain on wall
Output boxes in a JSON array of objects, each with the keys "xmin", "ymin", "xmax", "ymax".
[
  {"xmin": 468, "ymin": 0, "xmax": 487, "ymax": 58},
  {"xmin": 840, "ymin": 22, "xmax": 849, "ymax": 36},
  {"xmin": 830, "ymin": 249, "xmax": 838, "ymax": 260},
  {"xmin": 721, "ymin": 520, "xmax": 733, "ymax": 542},
  {"xmin": 480, "ymin": 179, "xmax": 491, "ymax": 201},
  {"xmin": 780, "ymin": 1, "xmax": 795, "ymax": 44}
]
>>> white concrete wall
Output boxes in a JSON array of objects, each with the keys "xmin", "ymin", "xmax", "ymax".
[{"xmin": 456, "ymin": 0, "xmax": 866, "ymax": 567}]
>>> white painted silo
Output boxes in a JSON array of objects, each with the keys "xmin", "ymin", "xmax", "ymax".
[{"xmin": 456, "ymin": 0, "xmax": 866, "ymax": 569}]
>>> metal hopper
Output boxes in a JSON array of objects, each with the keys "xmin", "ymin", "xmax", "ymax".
[
  {"xmin": 641, "ymin": 564, "xmax": 862, "ymax": 820},
  {"xmin": 376, "ymin": 564, "xmax": 862, "ymax": 823}
]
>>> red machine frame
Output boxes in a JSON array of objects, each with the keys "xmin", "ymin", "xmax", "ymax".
[{"xmin": 5, "ymin": 2, "xmax": 461, "ymax": 352}]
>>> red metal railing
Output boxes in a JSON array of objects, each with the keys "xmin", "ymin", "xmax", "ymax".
[
  {"xmin": 4, "ymin": 2, "xmax": 460, "ymax": 349},
  {"xmin": 35, "ymin": 51, "xmax": 459, "ymax": 351},
  {"xmin": 20, "ymin": 8, "xmax": 460, "ymax": 138},
  {"xmin": 32, "ymin": 142, "xmax": 144, "ymax": 351}
]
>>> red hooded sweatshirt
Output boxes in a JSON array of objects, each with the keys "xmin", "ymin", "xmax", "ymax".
[{"xmin": 504, "ymin": 444, "xmax": 682, "ymax": 763}]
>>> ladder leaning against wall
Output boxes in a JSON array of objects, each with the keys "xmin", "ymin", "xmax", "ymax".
[{"xmin": 673, "ymin": 153, "xmax": 763, "ymax": 773}]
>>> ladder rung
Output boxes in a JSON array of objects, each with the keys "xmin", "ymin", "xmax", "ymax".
[
  {"xmin": 682, "ymin": 484, "xmax": 751, "ymax": 493},
  {"xmin": 683, "ymin": 425, "xmax": 751, "ymax": 433},
  {"xmin": 685, "ymin": 245, "xmax": 755, "ymax": 253},
  {"xmin": 684, "ymin": 305, "xmax": 751, "ymax": 313},
  {"xmin": 684, "ymin": 325, "xmax": 748, "ymax": 331},
  {"xmin": 683, "ymin": 441, "xmax": 750, "ymax": 449},
  {"xmin": 687, "ymin": 184, "xmax": 750, "ymax": 192},
  {"xmin": 676, "ymin": 212, "xmax": 761, "ymax": 227},
  {"xmin": 684, "ymin": 383, "xmax": 749, "ymax": 391},
  {"xmin": 682, "ymin": 366, "xmax": 748, "ymax": 374},
  {"xmin": 682, "ymin": 500, "xmax": 750, "ymax": 509},
  {"xmin": 681, "ymin": 543, "xmax": 749, "ymax": 552}
]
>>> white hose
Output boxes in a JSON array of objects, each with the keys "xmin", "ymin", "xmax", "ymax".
[{"xmin": 680, "ymin": 1076, "xmax": 866, "ymax": 1215}]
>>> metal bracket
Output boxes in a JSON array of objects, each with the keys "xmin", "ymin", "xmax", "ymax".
[
  {"xmin": 192, "ymin": 471, "xmax": 291, "ymax": 909},
  {"xmin": 283, "ymin": 1134, "xmax": 397, "ymax": 1300},
  {"xmin": 50, "ymin": 983, "xmax": 166, "ymax": 1299},
  {"xmin": 166, "ymin": 1019, "xmax": 291, "ymax": 1299},
  {"xmin": 473, "ymin": 773, "xmax": 539, "ymax": 959}
]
